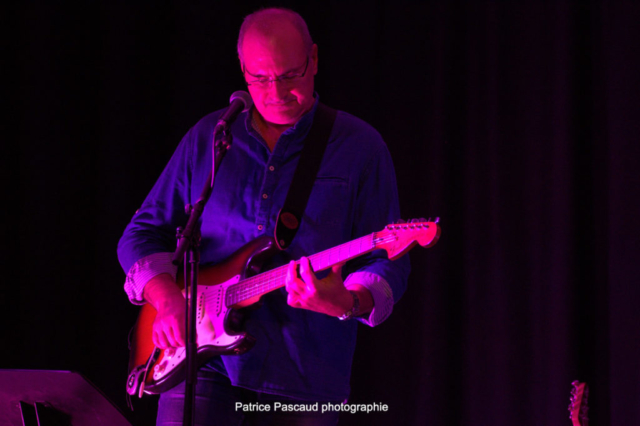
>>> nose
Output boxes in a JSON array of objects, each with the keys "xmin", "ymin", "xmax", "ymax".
[{"xmin": 267, "ymin": 79, "xmax": 291, "ymax": 102}]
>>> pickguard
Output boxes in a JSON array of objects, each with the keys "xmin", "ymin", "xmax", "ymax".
[{"xmin": 151, "ymin": 275, "xmax": 241, "ymax": 384}]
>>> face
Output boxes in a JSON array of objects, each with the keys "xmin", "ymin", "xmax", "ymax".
[{"xmin": 240, "ymin": 25, "xmax": 318, "ymax": 126}]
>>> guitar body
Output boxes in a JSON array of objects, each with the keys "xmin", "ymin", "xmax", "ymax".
[{"xmin": 127, "ymin": 236, "xmax": 278, "ymax": 395}]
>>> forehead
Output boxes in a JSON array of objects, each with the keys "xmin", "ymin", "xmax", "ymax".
[{"xmin": 241, "ymin": 23, "xmax": 307, "ymax": 72}]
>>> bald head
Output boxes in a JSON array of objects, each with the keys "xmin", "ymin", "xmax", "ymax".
[
  {"xmin": 237, "ymin": 8, "xmax": 313, "ymax": 63},
  {"xmin": 237, "ymin": 7, "xmax": 318, "ymax": 127}
]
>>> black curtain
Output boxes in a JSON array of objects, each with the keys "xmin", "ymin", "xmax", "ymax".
[{"xmin": 4, "ymin": 1, "xmax": 639, "ymax": 425}]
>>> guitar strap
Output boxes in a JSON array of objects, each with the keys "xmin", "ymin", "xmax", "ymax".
[{"xmin": 275, "ymin": 103, "xmax": 338, "ymax": 250}]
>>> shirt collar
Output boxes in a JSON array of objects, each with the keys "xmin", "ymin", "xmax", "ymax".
[{"xmin": 244, "ymin": 93, "xmax": 320, "ymax": 150}]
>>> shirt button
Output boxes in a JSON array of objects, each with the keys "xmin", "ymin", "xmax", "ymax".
[
  {"xmin": 269, "ymin": 166, "xmax": 275, "ymax": 171},
  {"xmin": 257, "ymin": 225, "xmax": 263, "ymax": 231},
  {"xmin": 262, "ymin": 193, "xmax": 268, "ymax": 199}
]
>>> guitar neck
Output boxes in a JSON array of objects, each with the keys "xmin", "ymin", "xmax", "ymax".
[{"xmin": 226, "ymin": 232, "xmax": 380, "ymax": 306}]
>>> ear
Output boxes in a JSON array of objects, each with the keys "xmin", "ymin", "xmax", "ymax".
[{"xmin": 310, "ymin": 44, "xmax": 319, "ymax": 76}]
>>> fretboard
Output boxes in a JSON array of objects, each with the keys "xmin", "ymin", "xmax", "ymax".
[{"xmin": 225, "ymin": 232, "xmax": 378, "ymax": 307}]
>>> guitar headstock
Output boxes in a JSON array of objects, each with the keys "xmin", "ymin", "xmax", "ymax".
[
  {"xmin": 375, "ymin": 218, "xmax": 441, "ymax": 260},
  {"xmin": 569, "ymin": 381, "xmax": 589, "ymax": 426}
]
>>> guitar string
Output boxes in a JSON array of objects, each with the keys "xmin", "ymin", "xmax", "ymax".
[{"xmin": 229, "ymin": 234, "xmax": 402, "ymax": 302}]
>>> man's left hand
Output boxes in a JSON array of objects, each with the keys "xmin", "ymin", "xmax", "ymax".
[{"xmin": 285, "ymin": 257, "xmax": 353, "ymax": 317}]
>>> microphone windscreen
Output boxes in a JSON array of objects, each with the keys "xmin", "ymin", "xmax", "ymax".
[{"xmin": 229, "ymin": 91, "xmax": 253, "ymax": 112}]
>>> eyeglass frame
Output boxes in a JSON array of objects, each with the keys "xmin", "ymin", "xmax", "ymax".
[{"xmin": 242, "ymin": 56, "xmax": 310, "ymax": 87}]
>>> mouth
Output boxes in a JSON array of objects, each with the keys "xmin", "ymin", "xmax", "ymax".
[{"xmin": 267, "ymin": 99, "xmax": 295, "ymax": 107}]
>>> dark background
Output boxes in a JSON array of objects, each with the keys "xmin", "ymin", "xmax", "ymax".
[{"xmin": 3, "ymin": 1, "xmax": 639, "ymax": 425}]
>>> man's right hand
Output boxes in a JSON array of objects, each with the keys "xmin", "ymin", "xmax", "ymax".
[{"xmin": 143, "ymin": 274, "xmax": 186, "ymax": 349}]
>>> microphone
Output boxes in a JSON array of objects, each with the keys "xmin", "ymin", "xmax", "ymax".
[{"xmin": 217, "ymin": 91, "xmax": 253, "ymax": 128}]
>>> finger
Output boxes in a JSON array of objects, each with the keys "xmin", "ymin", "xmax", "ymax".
[
  {"xmin": 167, "ymin": 325, "xmax": 183, "ymax": 348},
  {"xmin": 287, "ymin": 292, "xmax": 301, "ymax": 308},
  {"xmin": 152, "ymin": 323, "xmax": 166, "ymax": 349},
  {"xmin": 287, "ymin": 260, "xmax": 309, "ymax": 296},
  {"xmin": 173, "ymin": 325, "xmax": 186, "ymax": 348},
  {"xmin": 286, "ymin": 260, "xmax": 296, "ymax": 289},
  {"xmin": 168, "ymin": 314, "xmax": 186, "ymax": 347},
  {"xmin": 284, "ymin": 260, "xmax": 298, "ymax": 294},
  {"xmin": 156, "ymin": 329, "xmax": 170, "ymax": 349},
  {"xmin": 287, "ymin": 260, "xmax": 306, "ymax": 291},
  {"xmin": 298, "ymin": 257, "xmax": 316, "ymax": 285},
  {"xmin": 331, "ymin": 263, "xmax": 343, "ymax": 276},
  {"xmin": 286, "ymin": 284, "xmax": 302, "ymax": 299},
  {"xmin": 152, "ymin": 330, "xmax": 159, "ymax": 348}
]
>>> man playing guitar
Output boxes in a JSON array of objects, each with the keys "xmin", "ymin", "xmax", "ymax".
[{"xmin": 118, "ymin": 7, "xmax": 412, "ymax": 425}]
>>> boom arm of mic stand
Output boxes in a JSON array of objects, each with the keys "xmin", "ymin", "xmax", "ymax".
[{"xmin": 172, "ymin": 122, "xmax": 232, "ymax": 265}]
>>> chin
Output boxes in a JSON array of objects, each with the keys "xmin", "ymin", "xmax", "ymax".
[{"xmin": 264, "ymin": 109, "xmax": 302, "ymax": 126}]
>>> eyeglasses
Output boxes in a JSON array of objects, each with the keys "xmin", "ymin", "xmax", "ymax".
[{"xmin": 242, "ymin": 57, "xmax": 310, "ymax": 88}]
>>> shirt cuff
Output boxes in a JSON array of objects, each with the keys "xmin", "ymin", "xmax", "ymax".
[
  {"xmin": 344, "ymin": 271, "xmax": 394, "ymax": 327},
  {"xmin": 124, "ymin": 252, "xmax": 178, "ymax": 305}
]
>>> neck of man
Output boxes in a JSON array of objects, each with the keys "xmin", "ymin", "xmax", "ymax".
[{"xmin": 252, "ymin": 109, "xmax": 293, "ymax": 152}]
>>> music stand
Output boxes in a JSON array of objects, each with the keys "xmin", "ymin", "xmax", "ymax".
[{"xmin": 0, "ymin": 369, "xmax": 132, "ymax": 426}]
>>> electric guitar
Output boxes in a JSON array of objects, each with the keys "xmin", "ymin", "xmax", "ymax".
[
  {"xmin": 569, "ymin": 381, "xmax": 589, "ymax": 426},
  {"xmin": 126, "ymin": 219, "xmax": 440, "ymax": 397}
]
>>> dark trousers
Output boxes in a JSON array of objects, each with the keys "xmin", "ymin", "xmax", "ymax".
[{"xmin": 156, "ymin": 365, "xmax": 341, "ymax": 426}]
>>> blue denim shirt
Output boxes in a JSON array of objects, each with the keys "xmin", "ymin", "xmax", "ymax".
[{"xmin": 118, "ymin": 97, "xmax": 410, "ymax": 401}]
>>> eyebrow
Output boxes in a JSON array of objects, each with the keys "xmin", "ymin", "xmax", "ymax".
[
  {"xmin": 246, "ymin": 60, "xmax": 306, "ymax": 78},
  {"xmin": 249, "ymin": 68, "xmax": 295, "ymax": 78}
]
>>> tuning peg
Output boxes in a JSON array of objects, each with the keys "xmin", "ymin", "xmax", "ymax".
[
  {"xmin": 395, "ymin": 218, "xmax": 406, "ymax": 224},
  {"xmin": 410, "ymin": 218, "xmax": 421, "ymax": 223}
]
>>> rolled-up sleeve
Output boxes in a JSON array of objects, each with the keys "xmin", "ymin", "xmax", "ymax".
[
  {"xmin": 124, "ymin": 252, "xmax": 178, "ymax": 305},
  {"xmin": 343, "ymin": 138, "xmax": 411, "ymax": 326},
  {"xmin": 345, "ymin": 271, "xmax": 394, "ymax": 327},
  {"xmin": 117, "ymin": 129, "xmax": 193, "ymax": 304}
]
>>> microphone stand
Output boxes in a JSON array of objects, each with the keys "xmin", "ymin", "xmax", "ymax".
[{"xmin": 172, "ymin": 119, "xmax": 234, "ymax": 426}]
